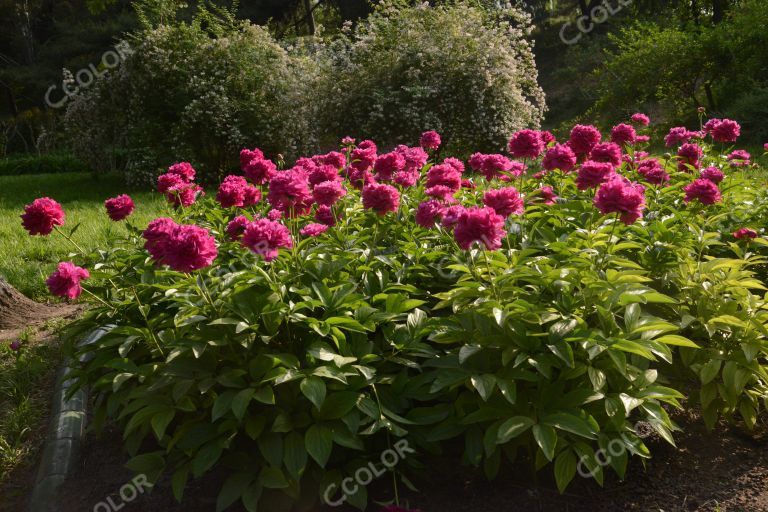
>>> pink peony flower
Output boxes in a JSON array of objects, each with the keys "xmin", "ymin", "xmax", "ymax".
[
  {"xmin": 315, "ymin": 205, "xmax": 336, "ymax": 226},
  {"xmin": 143, "ymin": 217, "xmax": 178, "ymax": 261},
  {"xmin": 630, "ymin": 113, "xmax": 650, "ymax": 126},
  {"xmin": 461, "ymin": 179, "xmax": 476, "ymax": 189},
  {"xmin": 395, "ymin": 145, "xmax": 429, "ymax": 172},
  {"xmin": 21, "ymin": 197, "xmax": 65, "ymax": 236},
  {"xmin": 216, "ymin": 176, "xmax": 262, "ymax": 208},
  {"xmin": 393, "ymin": 169, "xmax": 420, "ymax": 187},
  {"xmin": 636, "ymin": 135, "xmax": 650, "ymax": 143},
  {"xmin": 539, "ymin": 130, "xmax": 556, "ymax": 146},
  {"xmin": 441, "ymin": 205, "xmax": 466, "ymax": 230},
  {"xmin": 664, "ymin": 127, "xmax": 693, "ymax": 147},
  {"xmin": 362, "ymin": 183, "xmax": 400, "ymax": 215},
  {"xmin": 576, "ymin": 161, "xmax": 615, "ymax": 190},
  {"xmin": 677, "ymin": 143, "xmax": 703, "ymax": 171},
  {"xmin": 700, "ymin": 167, "xmax": 724, "ymax": 184},
  {"xmin": 683, "ymin": 178, "xmax": 721, "ymax": 205},
  {"xmin": 157, "ymin": 172, "xmax": 184, "ymax": 194},
  {"xmin": 161, "ymin": 224, "xmax": 218, "ymax": 272},
  {"xmin": 316, "ymin": 151, "xmax": 346, "ymax": 169},
  {"xmin": 637, "ymin": 159, "xmax": 669, "ymax": 186},
  {"xmin": 226, "ymin": 215, "xmax": 250, "ymax": 241},
  {"xmin": 426, "ymin": 164, "xmax": 462, "ymax": 192},
  {"xmin": 9, "ymin": 340, "xmax": 22, "ymax": 351},
  {"xmin": 313, "ymin": 180, "xmax": 347, "ymax": 206},
  {"xmin": 425, "ymin": 185, "xmax": 457, "ymax": 202},
  {"xmin": 483, "ymin": 187, "xmax": 524, "ymax": 217},
  {"xmin": 358, "ymin": 140, "xmax": 377, "ymax": 153},
  {"xmin": 341, "ymin": 136, "xmax": 355, "ymax": 145},
  {"xmin": 764, "ymin": 143, "xmax": 768, "ymax": 152},
  {"xmin": 535, "ymin": 186, "xmax": 558, "ymax": 205},
  {"xmin": 104, "ymin": 194, "xmax": 135, "ymax": 221},
  {"xmin": 243, "ymin": 158, "xmax": 277, "ymax": 185},
  {"xmin": 611, "ymin": 123, "xmax": 637, "ymax": 146},
  {"xmin": 727, "ymin": 150, "xmax": 751, "ymax": 167},
  {"xmin": 46, "ymin": 262, "xmax": 89, "ymax": 299},
  {"xmin": 469, "ymin": 153, "xmax": 519, "ymax": 180},
  {"xmin": 420, "ymin": 130, "xmax": 441, "ymax": 150},
  {"xmin": 300, "ymin": 223, "xmax": 329, "ymax": 237},
  {"xmin": 569, "ymin": 125, "xmax": 602, "ymax": 155},
  {"xmin": 347, "ymin": 168, "xmax": 375, "ymax": 189},
  {"xmin": 267, "ymin": 209, "xmax": 283, "ymax": 221},
  {"xmin": 542, "ymin": 144, "xmax": 577, "ymax": 172},
  {"xmin": 508, "ymin": 129, "xmax": 544, "ymax": 159},
  {"xmin": 415, "ymin": 200, "xmax": 445, "ymax": 228},
  {"xmin": 589, "ymin": 142, "xmax": 623, "ymax": 167},
  {"xmin": 268, "ymin": 169, "xmax": 313, "ymax": 216},
  {"xmin": 374, "ymin": 152, "xmax": 406, "ymax": 182},
  {"xmin": 454, "ymin": 207, "xmax": 507, "ymax": 250},
  {"xmin": 734, "ymin": 228, "xmax": 758, "ymax": 240},
  {"xmin": 443, "ymin": 157, "xmax": 465, "ymax": 174},
  {"xmin": 240, "ymin": 148, "xmax": 265, "ymax": 170},
  {"xmin": 705, "ymin": 118, "xmax": 741, "ymax": 143},
  {"xmin": 166, "ymin": 183, "xmax": 203, "ymax": 208},
  {"xmin": 350, "ymin": 146, "xmax": 377, "ymax": 172},
  {"xmin": 593, "ymin": 177, "xmax": 646, "ymax": 225},
  {"xmin": 167, "ymin": 162, "xmax": 196, "ymax": 182},
  {"xmin": 308, "ymin": 164, "xmax": 342, "ymax": 186},
  {"xmin": 242, "ymin": 218, "xmax": 293, "ymax": 262}
]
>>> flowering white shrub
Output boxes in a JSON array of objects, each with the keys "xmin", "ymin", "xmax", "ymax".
[{"xmin": 318, "ymin": 2, "xmax": 546, "ymax": 155}]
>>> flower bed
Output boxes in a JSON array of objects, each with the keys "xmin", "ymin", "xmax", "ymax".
[{"xmin": 23, "ymin": 118, "xmax": 768, "ymax": 511}]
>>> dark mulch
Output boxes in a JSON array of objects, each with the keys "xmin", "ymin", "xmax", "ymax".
[{"xmin": 52, "ymin": 412, "xmax": 768, "ymax": 512}]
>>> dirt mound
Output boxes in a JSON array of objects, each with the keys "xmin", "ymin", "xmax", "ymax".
[{"xmin": 0, "ymin": 279, "xmax": 77, "ymax": 331}]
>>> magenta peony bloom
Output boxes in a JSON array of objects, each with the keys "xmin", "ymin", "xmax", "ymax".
[
  {"xmin": 167, "ymin": 162, "xmax": 196, "ymax": 182},
  {"xmin": 350, "ymin": 146, "xmax": 377, "ymax": 172},
  {"xmin": 631, "ymin": 113, "xmax": 650, "ymax": 126},
  {"xmin": 593, "ymin": 177, "xmax": 646, "ymax": 225},
  {"xmin": 664, "ymin": 127, "xmax": 693, "ymax": 147},
  {"xmin": 46, "ymin": 262, "xmax": 89, "ymax": 299},
  {"xmin": 217, "ymin": 176, "xmax": 261, "ymax": 208},
  {"xmin": 268, "ymin": 169, "xmax": 313, "ymax": 216},
  {"xmin": 508, "ymin": 129, "xmax": 544, "ymax": 159},
  {"xmin": 611, "ymin": 123, "xmax": 637, "ymax": 146},
  {"xmin": 157, "ymin": 172, "xmax": 184, "ymax": 194},
  {"xmin": 700, "ymin": 166, "xmax": 725, "ymax": 184},
  {"xmin": 542, "ymin": 144, "xmax": 577, "ymax": 172},
  {"xmin": 636, "ymin": 135, "xmax": 650, "ymax": 144},
  {"xmin": 539, "ymin": 130, "xmax": 556, "ymax": 146},
  {"xmin": 576, "ymin": 161, "xmax": 615, "ymax": 190},
  {"xmin": 764, "ymin": 143, "xmax": 768, "ymax": 152},
  {"xmin": 374, "ymin": 152, "xmax": 406, "ymax": 182},
  {"xmin": 243, "ymin": 158, "xmax": 277, "ymax": 185},
  {"xmin": 727, "ymin": 150, "xmax": 751, "ymax": 167},
  {"xmin": 589, "ymin": 142, "xmax": 623, "ymax": 167},
  {"xmin": 9, "ymin": 340, "xmax": 22, "ymax": 351},
  {"xmin": 315, "ymin": 205, "xmax": 336, "ymax": 226},
  {"xmin": 454, "ymin": 207, "xmax": 506, "ymax": 250},
  {"xmin": 536, "ymin": 186, "xmax": 558, "ymax": 205},
  {"xmin": 469, "ymin": 153, "xmax": 518, "ymax": 180},
  {"xmin": 461, "ymin": 178, "xmax": 476, "ymax": 189},
  {"xmin": 420, "ymin": 130, "xmax": 441, "ymax": 150},
  {"xmin": 734, "ymin": 228, "xmax": 758, "ymax": 240},
  {"xmin": 161, "ymin": 224, "xmax": 218, "ymax": 272},
  {"xmin": 569, "ymin": 125, "xmax": 602, "ymax": 155},
  {"xmin": 240, "ymin": 148, "xmax": 265, "ymax": 170},
  {"xmin": 300, "ymin": 223, "xmax": 329, "ymax": 237},
  {"xmin": 143, "ymin": 217, "xmax": 178, "ymax": 261},
  {"xmin": 313, "ymin": 180, "xmax": 347, "ymax": 206},
  {"xmin": 425, "ymin": 185, "xmax": 457, "ymax": 202},
  {"xmin": 637, "ymin": 159, "xmax": 670, "ymax": 186},
  {"xmin": 166, "ymin": 183, "xmax": 203, "ymax": 208},
  {"xmin": 362, "ymin": 183, "xmax": 400, "ymax": 215},
  {"xmin": 242, "ymin": 218, "xmax": 293, "ymax": 261},
  {"xmin": 426, "ymin": 164, "xmax": 462, "ymax": 192},
  {"xmin": 226, "ymin": 215, "xmax": 250, "ymax": 241},
  {"xmin": 316, "ymin": 151, "xmax": 346, "ymax": 169},
  {"xmin": 341, "ymin": 136, "xmax": 355, "ymax": 145},
  {"xmin": 347, "ymin": 168, "xmax": 375, "ymax": 189},
  {"xmin": 677, "ymin": 143, "xmax": 703, "ymax": 171},
  {"xmin": 393, "ymin": 168, "xmax": 420, "ymax": 187},
  {"xmin": 705, "ymin": 118, "xmax": 741, "ymax": 143},
  {"xmin": 443, "ymin": 157, "xmax": 465, "ymax": 174},
  {"xmin": 441, "ymin": 205, "xmax": 466, "ymax": 230},
  {"xmin": 415, "ymin": 200, "xmax": 445, "ymax": 228},
  {"xmin": 483, "ymin": 187, "xmax": 524, "ymax": 217},
  {"xmin": 308, "ymin": 164, "xmax": 342, "ymax": 186},
  {"xmin": 21, "ymin": 197, "xmax": 65, "ymax": 236},
  {"xmin": 104, "ymin": 194, "xmax": 135, "ymax": 221},
  {"xmin": 683, "ymin": 178, "xmax": 721, "ymax": 205},
  {"xmin": 395, "ymin": 145, "xmax": 429, "ymax": 172},
  {"xmin": 267, "ymin": 209, "xmax": 282, "ymax": 221}
]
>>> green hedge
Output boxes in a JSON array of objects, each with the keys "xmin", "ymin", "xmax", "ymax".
[{"xmin": 0, "ymin": 154, "xmax": 90, "ymax": 176}]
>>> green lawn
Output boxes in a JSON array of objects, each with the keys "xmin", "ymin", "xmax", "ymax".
[{"xmin": 0, "ymin": 173, "xmax": 166, "ymax": 301}]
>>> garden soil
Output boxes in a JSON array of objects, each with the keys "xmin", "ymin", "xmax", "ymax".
[{"xmin": 47, "ymin": 411, "xmax": 768, "ymax": 512}]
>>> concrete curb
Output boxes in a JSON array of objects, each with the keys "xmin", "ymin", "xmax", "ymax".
[{"xmin": 28, "ymin": 328, "xmax": 109, "ymax": 512}]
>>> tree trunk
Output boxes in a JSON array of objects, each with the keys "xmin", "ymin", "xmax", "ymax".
[{"xmin": 303, "ymin": 0, "xmax": 316, "ymax": 35}]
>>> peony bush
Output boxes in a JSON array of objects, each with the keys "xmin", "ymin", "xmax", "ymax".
[{"xmin": 28, "ymin": 118, "xmax": 768, "ymax": 510}]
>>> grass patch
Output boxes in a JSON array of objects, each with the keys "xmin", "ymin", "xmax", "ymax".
[{"xmin": 0, "ymin": 173, "xmax": 166, "ymax": 301}]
